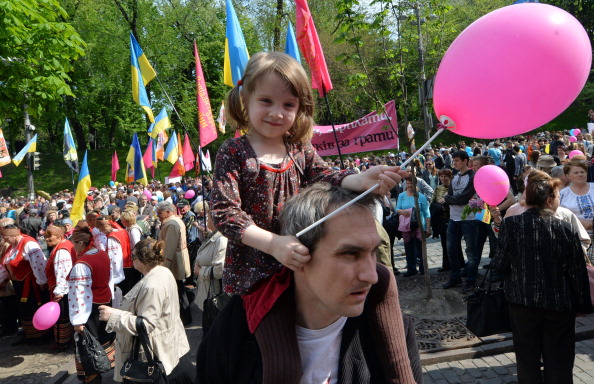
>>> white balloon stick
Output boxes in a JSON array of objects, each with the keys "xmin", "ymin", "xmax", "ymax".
[{"xmin": 296, "ymin": 128, "xmax": 446, "ymax": 238}]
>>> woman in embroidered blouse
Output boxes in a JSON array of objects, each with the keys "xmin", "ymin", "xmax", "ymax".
[
  {"xmin": 44, "ymin": 225, "xmax": 75, "ymax": 350},
  {"xmin": 68, "ymin": 226, "xmax": 115, "ymax": 384},
  {"xmin": 559, "ymin": 159, "xmax": 594, "ymax": 261},
  {"xmin": 98, "ymin": 239, "xmax": 192, "ymax": 383},
  {"xmin": 492, "ymin": 170, "xmax": 592, "ymax": 383}
]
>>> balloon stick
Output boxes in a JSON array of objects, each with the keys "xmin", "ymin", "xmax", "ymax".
[{"xmin": 296, "ymin": 127, "xmax": 445, "ymax": 238}]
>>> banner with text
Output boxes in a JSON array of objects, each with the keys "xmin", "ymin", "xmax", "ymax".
[{"xmin": 312, "ymin": 100, "xmax": 398, "ymax": 156}]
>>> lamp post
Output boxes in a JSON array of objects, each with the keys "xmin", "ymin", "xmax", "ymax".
[{"xmin": 23, "ymin": 106, "xmax": 35, "ymax": 201}]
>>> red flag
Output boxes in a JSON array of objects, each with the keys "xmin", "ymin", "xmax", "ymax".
[
  {"xmin": 194, "ymin": 41, "xmax": 218, "ymax": 147},
  {"xmin": 295, "ymin": 0, "xmax": 333, "ymax": 97},
  {"xmin": 111, "ymin": 151, "xmax": 120, "ymax": 182},
  {"xmin": 182, "ymin": 133, "xmax": 194, "ymax": 172},
  {"xmin": 143, "ymin": 138, "xmax": 155, "ymax": 179}
]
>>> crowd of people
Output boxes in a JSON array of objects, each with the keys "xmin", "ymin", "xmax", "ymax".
[{"xmin": 0, "ymin": 50, "xmax": 592, "ymax": 383}]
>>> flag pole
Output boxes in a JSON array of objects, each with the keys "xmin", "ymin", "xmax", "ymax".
[
  {"xmin": 296, "ymin": 127, "xmax": 445, "ymax": 238},
  {"xmin": 70, "ymin": 168, "xmax": 75, "ymax": 191},
  {"xmin": 322, "ymin": 83, "xmax": 345, "ymax": 169}
]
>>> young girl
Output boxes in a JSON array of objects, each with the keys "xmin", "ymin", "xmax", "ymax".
[{"xmin": 211, "ymin": 52, "xmax": 416, "ymax": 383}]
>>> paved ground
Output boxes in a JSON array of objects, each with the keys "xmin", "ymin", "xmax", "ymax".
[{"xmin": 1, "ymin": 236, "xmax": 593, "ymax": 383}]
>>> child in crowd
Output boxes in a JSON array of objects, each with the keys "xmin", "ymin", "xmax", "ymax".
[{"xmin": 211, "ymin": 51, "xmax": 415, "ymax": 382}]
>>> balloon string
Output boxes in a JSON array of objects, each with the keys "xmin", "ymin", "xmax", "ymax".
[{"xmin": 296, "ymin": 128, "xmax": 446, "ymax": 238}]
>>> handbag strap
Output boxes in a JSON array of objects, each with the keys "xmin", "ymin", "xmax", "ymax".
[{"xmin": 134, "ymin": 316, "xmax": 156, "ymax": 364}]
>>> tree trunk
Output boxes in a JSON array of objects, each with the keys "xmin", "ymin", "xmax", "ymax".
[{"xmin": 273, "ymin": 0, "xmax": 283, "ymax": 51}]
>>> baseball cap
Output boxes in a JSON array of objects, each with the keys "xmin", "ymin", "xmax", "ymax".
[{"xmin": 176, "ymin": 199, "xmax": 190, "ymax": 207}]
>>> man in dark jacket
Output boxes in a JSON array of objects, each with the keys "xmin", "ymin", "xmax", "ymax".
[{"xmin": 196, "ymin": 183, "xmax": 421, "ymax": 384}]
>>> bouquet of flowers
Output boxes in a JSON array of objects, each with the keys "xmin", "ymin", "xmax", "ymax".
[{"xmin": 461, "ymin": 198, "xmax": 486, "ymax": 220}]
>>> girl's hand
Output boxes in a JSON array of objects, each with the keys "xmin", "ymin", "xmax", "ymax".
[
  {"xmin": 98, "ymin": 305, "xmax": 113, "ymax": 322},
  {"xmin": 342, "ymin": 165, "xmax": 407, "ymax": 195},
  {"xmin": 271, "ymin": 235, "xmax": 311, "ymax": 271},
  {"xmin": 489, "ymin": 205, "xmax": 502, "ymax": 224}
]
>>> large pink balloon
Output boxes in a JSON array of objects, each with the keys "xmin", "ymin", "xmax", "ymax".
[
  {"xmin": 474, "ymin": 165, "xmax": 510, "ymax": 206},
  {"xmin": 33, "ymin": 302, "xmax": 60, "ymax": 330},
  {"xmin": 143, "ymin": 190, "xmax": 152, "ymax": 199},
  {"xmin": 433, "ymin": 4, "xmax": 591, "ymax": 139}
]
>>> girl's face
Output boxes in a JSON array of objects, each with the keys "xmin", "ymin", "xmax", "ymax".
[
  {"xmin": 568, "ymin": 166, "xmax": 587, "ymax": 184},
  {"xmin": 244, "ymin": 73, "xmax": 299, "ymax": 143}
]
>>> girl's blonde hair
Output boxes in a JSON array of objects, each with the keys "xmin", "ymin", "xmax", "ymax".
[{"xmin": 226, "ymin": 51, "xmax": 315, "ymax": 144}]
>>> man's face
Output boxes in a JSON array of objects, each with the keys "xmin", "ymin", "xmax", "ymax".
[
  {"xmin": 180, "ymin": 205, "xmax": 190, "ymax": 214},
  {"xmin": 452, "ymin": 157, "xmax": 468, "ymax": 171},
  {"xmin": 138, "ymin": 196, "xmax": 147, "ymax": 206},
  {"xmin": 294, "ymin": 208, "xmax": 379, "ymax": 329},
  {"xmin": 157, "ymin": 209, "xmax": 173, "ymax": 222}
]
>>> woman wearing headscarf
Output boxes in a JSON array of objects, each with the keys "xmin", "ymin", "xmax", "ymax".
[
  {"xmin": 68, "ymin": 226, "xmax": 115, "ymax": 384},
  {"xmin": 491, "ymin": 170, "xmax": 592, "ymax": 383}
]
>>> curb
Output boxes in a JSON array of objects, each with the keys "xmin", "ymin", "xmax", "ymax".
[{"xmin": 420, "ymin": 324, "xmax": 594, "ymax": 365}]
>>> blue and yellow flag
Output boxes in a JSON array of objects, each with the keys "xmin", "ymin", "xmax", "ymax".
[
  {"xmin": 71, "ymin": 151, "xmax": 91, "ymax": 226},
  {"xmin": 130, "ymin": 32, "xmax": 156, "ymax": 122},
  {"xmin": 164, "ymin": 130, "xmax": 179, "ymax": 164},
  {"xmin": 126, "ymin": 133, "xmax": 148, "ymax": 186},
  {"xmin": 63, "ymin": 118, "xmax": 79, "ymax": 173},
  {"xmin": 148, "ymin": 107, "xmax": 171, "ymax": 139},
  {"xmin": 224, "ymin": 0, "xmax": 249, "ymax": 87},
  {"xmin": 285, "ymin": 21, "xmax": 301, "ymax": 64},
  {"xmin": 12, "ymin": 134, "xmax": 37, "ymax": 166}
]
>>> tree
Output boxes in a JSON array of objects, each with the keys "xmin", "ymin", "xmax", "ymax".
[{"xmin": 0, "ymin": 0, "xmax": 85, "ymax": 123}]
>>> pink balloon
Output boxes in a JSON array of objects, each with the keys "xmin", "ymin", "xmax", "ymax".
[
  {"xmin": 433, "ymin": 4, "xmax": 591, "ymax": 139},
  {"xmin": 573, "ymin": 129, "xmax": 581, "ymax": 136},
  {"xmin": 474, "ymin": 165, "xmax": 510, "ymax": 206},
  {"xmin": 33, "ymin": 302, "xmax": 60, "ymax": 330},
  {"xmin": 143, "ymin": 190, "xmax": 152, "ymax": 199},
  {"xmin": 568, "ymin": 136, "xmax": 577, "ymax": 143},
  {"xmin": 185, "ymin": 190, "xmax": 195, "ymax": 199},
  {"xmin": 569, "ymin": 150, "xmax": 583, "ymax": 159}
]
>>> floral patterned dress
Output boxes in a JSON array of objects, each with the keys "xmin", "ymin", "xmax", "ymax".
[{"xmin": 211, "ymin": 135, "xmax": 354, "ymax": 294}]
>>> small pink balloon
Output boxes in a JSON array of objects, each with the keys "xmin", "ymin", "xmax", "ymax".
[
  {"xmin": 143, "ymin": 190, "xmax": 152, "ymax": 199},
  {"xmin": 33, "ymin": 302, "xmax": 60, "ymax": 330},
  {"xmin": 474, "ymin": 165, "xmax": 510, "ymax": 206},
  {"xmin": 573, "ymin": 129, "xmax": 581, "ymax": 136},
  {"xmin": 569, "ymin": 150, "xmax": 583, "ymax": 159},
  {"xmin": 568, "ymin": 136, "xmax": 577, "ymax": 143},
  {"xmin": 433, "ymin": 4, "xmax": 591, "ymax": 139},
  {"xmin": 185, "ymin": 190, "xmax": 195, "ymax": 199}
]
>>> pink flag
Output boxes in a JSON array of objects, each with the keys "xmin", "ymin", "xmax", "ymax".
[
  {"xmin": 295, "ymin": 0, "xmax": 333, "ymax": 97},
  {"xmin": 143, "ymin": 138, "xmax": 155, "ymax": 178},
  {"xmin": 111, "ymin": 151, "xmax": 120, "ymax": 182},
  {"xmin": 195, "ymin": 41, "xmax": 218, "ymax": 147},
  {"xmin": 182, "ymin": 133, "xmax": 195, "ymax": 172}
]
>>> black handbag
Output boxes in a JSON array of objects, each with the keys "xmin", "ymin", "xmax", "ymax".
[
  {"xmin": 74, "ymin": 328, "xmax": 112, "ymax": 374},
  {"xmin": 120, "ymin": 317, "xmax": 168, "ymax": 384},
  {"xmin": 465, "ymin": 264, "xmax": 511, "ymax": 337},
  {"xmin": 202, "ymin": 268, "xmax": 232, "ymax": 336}
]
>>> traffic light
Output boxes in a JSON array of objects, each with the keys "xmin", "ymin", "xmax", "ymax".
[{"xmin": 32, "ymin": 152, "xmax": 41, "ymax": 170}]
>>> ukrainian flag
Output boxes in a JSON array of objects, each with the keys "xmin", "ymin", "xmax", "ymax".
[
  {"xmin": 224, "ymin": 0, "xmax": 249, "ymax": 87},
  {"xmin": 12, "ymin": 134, "xmax": 37, "ymax": 166},
  {"xmin": 63, "ymin": 118, "xmax": 79, "ymax": 173},
  {"xmin": 126, "ymin": 133, "xmax": 148, "ymax": 186},
  {"xmin": 285, "ymin": 21, "xmax": 301, "ymax": 64},
  {"xmin": 164, "ymin": 130, "xmax": 179, "ymax": 164},
  {"xmin": 70, "ymin": 151, "xmax": 91, "ymax": 226},
  {"xmin": 148, "ymin": 107, "xmax": 171, "ymax": 138},
  {"xmin": 130, "ymin": 32, "xmax": 156, "ymax": 122}
]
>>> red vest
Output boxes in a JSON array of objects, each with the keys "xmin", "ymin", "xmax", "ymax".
[
  {"xmin": 45, "ymin": 239, "xmax": 76, "ymax": 296},
  {"xmin": 3, "ymin": 235, "xmax": 38, "ymax": 281},
  {"xmin": 75, "ymin": 250, "xmax": 112, "ymax": 304},
  {"xmin": 108, "ymin": 229, "xmax": 132, "ymax": 268}
]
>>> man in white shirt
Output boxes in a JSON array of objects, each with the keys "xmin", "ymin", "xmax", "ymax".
[{"xmin": 196, "ymin": 183, "xmax": 421, "ymax": 384}]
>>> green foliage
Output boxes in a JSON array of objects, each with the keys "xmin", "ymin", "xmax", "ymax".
[{"xmin": 0, "ymin": 0, "xmax": 86, "ymax": 120}]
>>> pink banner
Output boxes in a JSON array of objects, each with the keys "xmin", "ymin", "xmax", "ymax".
[{"xmin": 312, "ymin": 100, "xmax": 398, "ymax": 156}]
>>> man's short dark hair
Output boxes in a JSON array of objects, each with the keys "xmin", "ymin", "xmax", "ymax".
[
  {"xmin": 279, "ymin": 183, "xmax": 376, "ymax": 253},
  {"xmin": 452, "ymin": 150, "xmax": 469, "ymax": 161}
]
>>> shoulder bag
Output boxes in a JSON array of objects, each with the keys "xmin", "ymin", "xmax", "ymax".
[
  {"xmin": 74, "ymin": 328, "xmax": 112, "ymax": 374},
  {"xmin": 465, "ymin": 263, "xmax": 511, "ymax": 337},
  {"xmin": 120, "ymin": 316, "xmax": 168, "ymax": 384},
  {"xmin": 585, "ymin": 256, "xmax": 594, "ymax": 306},
  {"xmin": 202, "ymin": 268, "xmax": 232, "ymax": 336}
]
